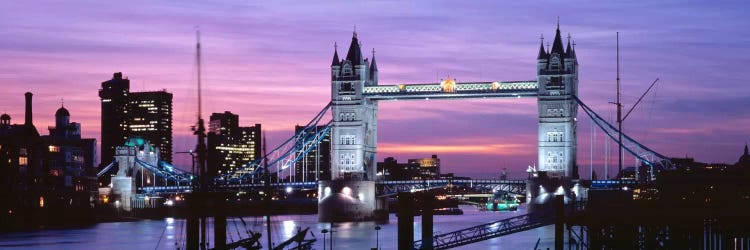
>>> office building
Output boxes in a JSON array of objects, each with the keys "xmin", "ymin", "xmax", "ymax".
[
  {"xmin": 408, "ymin": 154, "xmax": 441, "ymax": 179},
  {"xmin": 99, "ymin": 72, "xmax": 173, "ymax": 167},
  {"xmin": 128, "ymin": 91, "xmax": 173, "ymax": 163},
  {"xmin": 207, "ymin": 111, "xmax": 261, "ymax": 178}
]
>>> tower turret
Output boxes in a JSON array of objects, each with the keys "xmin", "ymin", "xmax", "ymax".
[
  {"xmin": 331, "ymin": 43, "xmax": 341, "ymax": 80},
  {"xmin": 0, "ymin": 113, "xmax": 10, "ymax": 126},
  {"xmin": 55, "ymin": 104, "xmax": 70, "ymax": 129},
  {"xmin": 369, "ymin": 49, "xmax": 378, "ymax": 85}
]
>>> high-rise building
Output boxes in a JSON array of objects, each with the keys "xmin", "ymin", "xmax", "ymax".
[
  {"xmin": 128, "ymin": 91, "xmax": 173, "ymax": 163},
  {"xmin": 99, "ymin": 72, "xmax": 173, "ymax": 166},
  {"xmin": 294, "ymin": 125, "xmax": 331, "ymax": 182},
  {"xmin": 98, "ymin": 73, "xmax": 129, "ymax": 166},
  {"xmin": 207, "ymin": 111, "xmax": 261, "ymax": 178}
]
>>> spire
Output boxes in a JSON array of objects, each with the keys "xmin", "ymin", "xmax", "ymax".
[
  {"xmin": 331, "ymin": 42, "xmax": 340, "ymax": 66},
  {"xmin": 571, "ymin": 40, "xmax": 577, "ymax": 59},
  {"xmin": 550, "ymin": 21, "xmax": 565, "ymax": 56},
  {"xmin": 565, "ymin": 33, "xmax": 574, "ymax": 58},
  {"xmin": 745, "ymin": 143, "xmax": 748, "ymax": 156},
  {"xmin": 370, "ymin": 48, "xmax": 378, "ymax": 72},
  {"xmin": 345, "ymin": 31, "xmax": 364, "ymax": 65},
  {"xmin": 537, "ymin": 34, "xmax": 547, "ymax": 60}
]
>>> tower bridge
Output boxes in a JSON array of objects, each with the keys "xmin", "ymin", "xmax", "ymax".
[
  {"xmin": 318, "ymin": 24, "xmax": 579, "ymax": 221},
  {"xmin": 98, "ymin": 24, "xmax": 674, "ymax": 225}
]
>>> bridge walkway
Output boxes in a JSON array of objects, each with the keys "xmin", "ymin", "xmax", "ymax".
[{"xmin": 413, "ymin": 212, "xmax": 554, "ymax": 250}]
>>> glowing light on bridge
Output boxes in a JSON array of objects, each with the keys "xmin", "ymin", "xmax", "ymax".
[{"xmin": 441, "ymin": 77, "xmax": 456, "ymax": 93}]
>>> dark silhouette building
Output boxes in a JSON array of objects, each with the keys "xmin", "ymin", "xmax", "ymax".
[
  {"xmin": 42, "ymin": 104, "xmax": 98, "ymax": 207},
  {"xmin": 207, "ymin": 111, "xmax": 261, "ymax": 178},
  {"xmin": 98, "ymin": 72, "xmax": 129, "ymax": 167},
  {"xmin": 0, "ymin": 93, "xmax": 44, "ymax": 228},
  {"xmin": 294, "ymin": 125, "xmax": 331, "ymax": 182},
  {"xmin": 99, "ymin": 72, "xmax": 173, "ymax": 168},
  {"xmin": 376, "ymin": 157, "xmax": 419, "ymax": 181},
  {"xmin": 1, "ymin": 92, "xmax": 98, "ymax": 229},
  {"xmin": 736, "ymin": 143, "xmax": 750, "ymax": 168}
]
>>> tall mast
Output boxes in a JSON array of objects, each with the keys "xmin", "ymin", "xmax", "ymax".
[
  {"xmin": 197, "ymin": 29, "xmax": 203, "ymax": 121},
  {"xmin": 616, "ymin": 32, "xmax": 623, "ymax": 178},
  {"xmin": 263, "ymin": 132, "xmax": 272, "ymax": 250}
]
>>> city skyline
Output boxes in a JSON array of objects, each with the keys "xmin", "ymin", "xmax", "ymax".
[{"xmin": 1, "ymin": 1, "xmax": 749, "ymax": 176}]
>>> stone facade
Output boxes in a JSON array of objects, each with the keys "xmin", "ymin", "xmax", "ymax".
[{"xmin": 536, "ymin": 25, "xmax": 579, "ymax": 178}]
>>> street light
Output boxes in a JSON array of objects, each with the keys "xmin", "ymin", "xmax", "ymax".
[
  {"xmin": 375, "ymin": 226, "xmax": 382, "ymax": 250},
  {"xmin": 321, "ymin": 229, "xmax": 329, "ymax": 250}
]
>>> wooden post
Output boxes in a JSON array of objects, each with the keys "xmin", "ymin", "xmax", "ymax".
[
  {"xmin": 186, "ymin": 193, "xmax": 199, "ymax": 249},
  {"xmin": 214, "ymin": 193, "xmax": 227, "ymax": 249},
  {"xmin": 555, "ymin": 194, "xmax": 564, "ymax": 250},
  {"xmin": 398, "ymin": 192, "xmax": 414, "ymax": 250},
  {"xmin": 421, "ymin": 193, "xmax": 434, "ymax": 250}
]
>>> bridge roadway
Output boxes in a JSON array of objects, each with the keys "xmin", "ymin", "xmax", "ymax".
[
  {"xmin": 139, "ymin": 179, "xmax": 641, "ymax": 194},
  {"xmin": 140, "ymin": 179, "xmax": 527, "ymax": 194}
]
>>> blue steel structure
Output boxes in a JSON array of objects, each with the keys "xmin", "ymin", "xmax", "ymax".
[{"xmin": 117, "ymin": 89, "xmax": 672, "ymax": 197}]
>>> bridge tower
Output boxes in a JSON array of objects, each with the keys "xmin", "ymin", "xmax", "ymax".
[
  {"xmin": 536, "ymin": 24, "xmax": 579, "ymax": 179},
  {"xmin": 319, "ymin": 31, "xmax": 381, "ymax": 221}
]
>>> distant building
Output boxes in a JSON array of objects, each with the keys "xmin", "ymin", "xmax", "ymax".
[
  {"xmin": 408, "ymin": 154, "xmax": 441, "ymax": 179},
  {"xmin": 376, "ymin": 157, "xmax": 419, "ymax": 181},
  {"xmin": 99, "ymin": 72, "xmax": 173, "ymax": 168},
  {"xmin": 736, "ymin": 143, "xmax": 750, "ymax": 168},
  {"xmin": 294, "ymin": 125, "xmax": 331, "ymax": 182},
  {"xmin": 207, "ymin": 111, "xmax": 261, "ymax": 178}
]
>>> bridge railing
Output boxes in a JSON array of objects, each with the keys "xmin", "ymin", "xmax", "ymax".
[
  {"xmin": 219, "ymin": 102, "xmax": 333, "ymax": 183},
  {"xmin": 414, "ymin": 212, "xmax": 554, "ymax": 250}
]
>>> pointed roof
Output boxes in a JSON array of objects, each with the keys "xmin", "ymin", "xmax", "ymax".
[
  {"xmin": 331, "ymin": 43, "xmax": 340, "ymax": 66},
  {"xmin": 570, "ymin": 40, "xmax": 577, "ymax": 59},
  {"xmin": 745, "ymin": 143, "xmax": 748, "ymax": 155},
  {"xmin": 537, "ymin": 39, "xmax": 547, "ymax": 60},
  {"xmin": 550, "ymin": 24, "xmax": 565, "ymax": 56},
  {"xmin": 370, "ymin": 48, "xmax": 378, "ymax": 73},
  {"xmin": 345, "ymin": 32, "xmax": 364, "ymax": 65},
  {"xmin": 565, "ymin": 37, "xmax": 574, "ymax": 58}
]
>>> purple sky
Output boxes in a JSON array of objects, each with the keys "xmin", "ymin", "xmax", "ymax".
[{"xmin": 1, "ymin": 1, "xmax": 749, "ymax": 178}]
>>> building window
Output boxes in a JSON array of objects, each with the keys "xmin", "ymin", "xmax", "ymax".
[
  {"xmin": 340, "ymin": 135, "xmax": 356, "ymax": 145},
  {"xmin": 48, "ymin": 145, "xmax": 60, "ymax": 153},
  {"xmin": 546, "ymin": 131, "xmax": 564, "ymax": 142},
  {"xmin": 19, "ymin": 156, "xmax": 28, "ymax": 166}
]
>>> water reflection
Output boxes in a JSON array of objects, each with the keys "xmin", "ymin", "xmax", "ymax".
[{"xmin": 0, "ymin": 205, "xmax": 560, "ymax": 250}]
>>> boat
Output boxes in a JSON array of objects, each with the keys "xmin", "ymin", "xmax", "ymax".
[{"xmin": 481, "ymin": 193, "xmax": 519, "ymax": 211}]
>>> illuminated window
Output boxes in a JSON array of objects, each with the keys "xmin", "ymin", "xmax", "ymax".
[
  {"xmin": 340, "ymin": 135, "xmax": 355, "ymax": 145},
  {"xmin": 19, "ymin": 156, "xmax": 28, "ymax": 166},
  {"xmin": 48, "ymin": 145, "xmax": 60, "ymax": 152}
]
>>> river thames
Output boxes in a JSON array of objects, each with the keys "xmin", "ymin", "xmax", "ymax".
[{"xmin": 0, "ymin": 205, "xmax": 560, "ymax": 249}]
